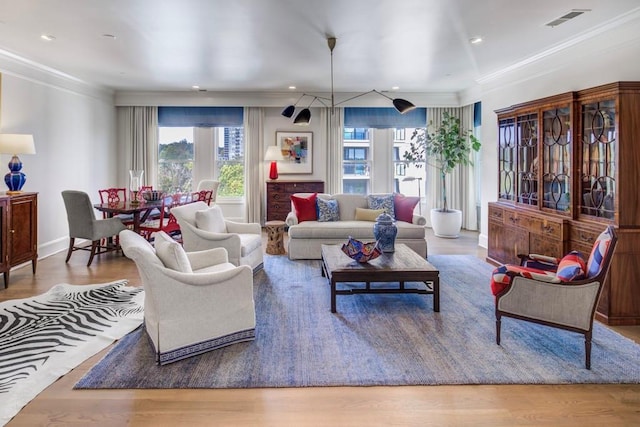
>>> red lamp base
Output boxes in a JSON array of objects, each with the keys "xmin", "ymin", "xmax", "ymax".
[{"xmin": 269, "ymin": 161, "xmax": 278, "ymax": 180}]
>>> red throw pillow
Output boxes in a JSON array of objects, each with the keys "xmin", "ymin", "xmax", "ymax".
[
  {"xmin": 394, "ymin": 194, "xmax": 420, "ymax": 223},
  {"xmin": 291, "ymin": 193, "xmax": 318, "ymax": 222}
]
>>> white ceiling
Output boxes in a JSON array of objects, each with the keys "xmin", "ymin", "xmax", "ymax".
[{"xmin": 0, "ymin": 0, "xmax": 639, "ymax": 94}]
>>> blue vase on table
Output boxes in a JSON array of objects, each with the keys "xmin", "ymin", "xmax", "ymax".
[{"xmin": 373, "ymin": 213, "xmax": 397, "ymax": 253}]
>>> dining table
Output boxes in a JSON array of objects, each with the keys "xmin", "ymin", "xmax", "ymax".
[{"xmin": 93, "ymin": 199, "xmax": 165, "ymax": 234}]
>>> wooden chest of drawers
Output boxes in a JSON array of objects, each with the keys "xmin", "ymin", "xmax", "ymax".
[
  {"xmin": 487, "ymin": 202, "xmax": 568, "ymax": 266},
  {"xmin": 266, "ymin": 181, "xmax": 324, "ymax": 222}
]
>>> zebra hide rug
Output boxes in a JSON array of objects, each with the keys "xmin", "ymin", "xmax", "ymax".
[{"xmin": 0, "ymin": 280, "xmax": 144, "ymax": 426}]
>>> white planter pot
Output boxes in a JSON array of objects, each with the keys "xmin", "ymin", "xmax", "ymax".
[{"xmin": 430, "ymin": 208, "xmax": 462, "ymax": 238}]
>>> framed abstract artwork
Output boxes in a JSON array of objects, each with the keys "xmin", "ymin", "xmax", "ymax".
[{"xmin": 275, "ymin": 131, "xmax": 313, "ymax": 174}]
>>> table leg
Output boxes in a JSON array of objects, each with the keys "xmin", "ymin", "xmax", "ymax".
[
  {"xmin": 433, "ymin": 276, "xmax": 440, "ymax": 312},
  {"xmin": 132, "ymin": 211, "xmax": 141, "ymax": 234},
  {"xmin": 331, "ymin": 278, "xmax": 337, "ymax": 313}
]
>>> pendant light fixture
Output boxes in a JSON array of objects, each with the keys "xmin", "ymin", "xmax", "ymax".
[{"xmin": 282, "ymin": 37, "xmax": 416, "ymax": 124}]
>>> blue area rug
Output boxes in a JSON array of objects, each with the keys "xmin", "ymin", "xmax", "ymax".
[{"xmin": 75, "ymin": 255, "xmax": 640, "ymax": 389}]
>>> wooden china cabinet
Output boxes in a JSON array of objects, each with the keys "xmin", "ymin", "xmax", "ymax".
[
  {"xmin": 0, "ymin": 192, "xmax": 38, "ymax": 289},
  {"xmin": 488, "ymin": 82, "xmax": 640, "ymax": 325}
]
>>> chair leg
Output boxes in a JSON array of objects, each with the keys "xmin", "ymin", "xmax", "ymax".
[
  {"xmin": 87, "ymin": 241, "xmax": 99, "ymax": 267},
  {"xmin": 585, "ymin": 331, "xmax": 592, "ymax": 370},
  {"xmin": 496, "ymin": 314, "xmax": 502, "ymax": 345},
  {"xmin": 65, "ymin": 238, "xmax": 75, "ymax": 263}
]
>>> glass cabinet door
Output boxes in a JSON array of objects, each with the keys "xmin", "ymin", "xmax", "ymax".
[
  {"xmin": 516, "ymin": 113, "xmax": 538, "ymax": 205},
  {"xmin": 580, "ymin": 99, "xmax": 616, "ymax": 219},
  {"xmin": 498, "ymin": 118, "xmax": 516, "ymax": 201},
  {"xmin": 541, "ymin": 106, "xmax": 571, "ymax": 213}
]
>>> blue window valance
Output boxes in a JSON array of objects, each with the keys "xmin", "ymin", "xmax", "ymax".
[
  {"xmin": 158, "ymin": 107, "xmax": 243, "ymax": 127},
  {"xmin": 344, "ymin": 107, "xmax": 427, "ymax": 129}
]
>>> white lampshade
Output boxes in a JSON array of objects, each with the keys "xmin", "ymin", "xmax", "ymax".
[
  {"xmin": 264, "ymin": 145, "xmax": 283, "ymax": 161},
  {"xmin": 0, "ymin": 134, "xmax": 36, "ymax": 155}
]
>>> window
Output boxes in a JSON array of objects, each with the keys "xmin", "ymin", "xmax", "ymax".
[
  {"xmin": 341, "ymin": 127, "xmax": 426, "ymax": 199},
  {"xmin": 157, "ymin": 126, "xmax": 244, "ymax": 198},
  {"xmin": 158, "ymin": 127, "xmax": 194, "ymax": 193},
  {"xmin": 216, "ymin": 127, "xmax": 244, "ymax": 197},
  {"xmin": 343, "ymin": 128, "xmax": 371, "ymax": 194},
  {"xmin": 157, "ymin": 107, "xmax": 244, "ymax": 199}
]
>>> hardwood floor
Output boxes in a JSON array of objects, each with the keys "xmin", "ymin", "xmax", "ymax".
[{"xmin": 3, "ymin": 230, "xmax": 640, "ymax": 426}]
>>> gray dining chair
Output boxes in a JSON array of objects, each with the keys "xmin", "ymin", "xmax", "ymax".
[{"xmin": 61, "ymin": 190, "xmax": 127, "ymax": 266}]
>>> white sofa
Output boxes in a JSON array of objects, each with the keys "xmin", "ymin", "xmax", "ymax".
[{"xmin": 285, "ymin": 193, "xmax": 428, "ymax": 260}]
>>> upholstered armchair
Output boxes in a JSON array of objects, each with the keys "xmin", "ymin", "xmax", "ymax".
[
  {"xmin": 491, "ymin": 225, "xmax": 618, "ymax": 369},
  {"xmin": 119, "ymin": 229, "xmax": 256, "ymax": 365},
  {"xmin": 171, "ymin": 201, "xmax": 264, "ymax": 273},
  {"xmin": 61, "ymin": 190, "xmax": 127, "ymax": 266}
]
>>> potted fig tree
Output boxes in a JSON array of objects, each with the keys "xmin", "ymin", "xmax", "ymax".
[{"xmin": 403, "ymin": 112, "xmax": 481, "ymax": 238}]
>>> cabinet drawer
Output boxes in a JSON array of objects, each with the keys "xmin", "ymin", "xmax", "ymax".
[
  {"xmin": 538, "ymin": 219, "xmax": 564, "ymax": 240},
  {"xmin": 570, "ymin": 226, "xmax": 599, "ymax": 247},
  {"xmin": 488, "ymin": 205, "xmax": 503, "ymax": 223},
  {"xmin": 530, "ymin": 234, "xmax": 563, "ymax": 259}
]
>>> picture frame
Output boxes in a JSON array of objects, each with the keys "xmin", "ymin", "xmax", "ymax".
[{"xmin": 274, "ymin": 131, "xmax": 313, "ymax": 174}]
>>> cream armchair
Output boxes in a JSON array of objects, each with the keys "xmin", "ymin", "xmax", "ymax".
[
  {"xmin": 171, "ymin": 201, "xmax": 264, "ymax": 273},
  {"xmin": 119, "ymin": 229, "xmax": 256, "ymax": 365}
]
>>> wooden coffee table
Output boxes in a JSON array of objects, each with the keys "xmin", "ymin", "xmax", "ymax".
[{"xmin": 321, "ymin": 243, "xmax": 440, "ymax": 313}]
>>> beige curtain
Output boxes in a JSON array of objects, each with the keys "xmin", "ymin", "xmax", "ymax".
[
  {"xmin": 424, "ymin": 106, "xmax": 478, "ymax": 230},
  {"xmin": 244, "ymin": 107, "xmax": 264, "ymax": 223},
  {"xmin": 116, "ymin": 106, "xmax": 158, "ymax": 188},
  {"xmin": 321, "ymin": 107, "xmax": 344, "ymax": 194}
]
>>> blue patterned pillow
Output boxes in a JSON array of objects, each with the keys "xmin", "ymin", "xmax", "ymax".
[
  {"xmin": 316, "ymin": 198, "xmax": 339, "ymax": 222},
  {"xmin": 367, "ymin": 194, "xmax": 395, "ymax": 218}
]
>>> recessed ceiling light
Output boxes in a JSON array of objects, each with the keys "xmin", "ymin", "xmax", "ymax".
[
  {"xmin": 391, "ymin": 86, "xmax": 400, "ymax": 90},
  {"xmin": 102, "ymin": 34, "xmax": 117, "ymax": 39},
  {"xmin": 288, "ymin": 86, "xmax": 296, "ymax": 90},
  {"xmin": 192, "ymin": 85, "xmax": 200, "ymax": 90},
  {"xmin": 40, "ymin": 34, "xmax": 56, "ymax": 41},
  {"xmin": 469, "ymin": 36, "xmax": 483, "ymax": 44}
]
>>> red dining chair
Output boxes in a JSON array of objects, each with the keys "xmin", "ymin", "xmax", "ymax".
[
  {"xmin": 192, "ymin": 189, "xmax": 213, "ymax": 205},
  {"xmin": 138, "ymin": 195, "xmax": 182, "ymax": 242},
  {"xmin": 98, "ymin": 188, "xmax": 133, "ymax": 226}
]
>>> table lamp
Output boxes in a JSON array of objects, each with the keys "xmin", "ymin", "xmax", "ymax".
[
  {"xmin": 0, "ymin": 134, "xmax": 36, "ymax": 194},
  {"xmin": 265, "ymin": 146, "xmax": 283, "ymax": 180}
]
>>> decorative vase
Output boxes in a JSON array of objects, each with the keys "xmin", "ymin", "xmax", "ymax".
[
  {"xmin": 373, "ymin": 212, "xmax": 397, "ymax": 253},
  {"xmin": 129, "ymin": 170, "xmax": 144, "ymax": 204}
]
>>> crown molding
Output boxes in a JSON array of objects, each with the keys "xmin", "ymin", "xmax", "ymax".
[
  {"xmin": 477, "ymin": 6, "xmax": 640, "ymax": 85},
  {"xmin": 0, "ymin": 48, "xmax": 113, "ymax": 101}
]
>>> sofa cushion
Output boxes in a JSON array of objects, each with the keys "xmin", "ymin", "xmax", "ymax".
[
  {"xmin": 355, "ymin": 207, "xmax": 385, "ymax": 222},
  {"xmin": 367, "ymin": 194, "xmax": 395, "ymax": 217},
  {"xmin": 291, "ymin": 193, "xmax": 318, "ymax": 222},
  {"xmin": 394, "ymin": 194, "xmax": 420, "ymax": 223},
  {"xmin": 155, "ymin": 234, "xmax": 192, "ymax": 273},
  {"xmin": 334, "ymin": 194, "xmax": 369, "ymax": 221},
  {"xmin": 195, "ymin": 206, "xmax": 226, "ymax": 233},
  {"xmin": 287, "ymin": 220, "xmax": 426, "ymax": 240},
  {"xmin": 316, "ymin": 197, "xmax": 339, "ymax": 222}
]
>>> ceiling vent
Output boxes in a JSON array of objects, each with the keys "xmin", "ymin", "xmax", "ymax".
[{"xmin": 545, "ymin": 9, "xmax": 591, "ymax": 27}]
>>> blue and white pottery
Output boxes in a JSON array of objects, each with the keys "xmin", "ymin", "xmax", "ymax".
[{"xmin": 373, "ymin": 212, "xmax": 397, "ymax": 252}]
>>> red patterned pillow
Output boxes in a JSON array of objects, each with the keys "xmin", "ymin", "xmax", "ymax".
[
  {"xmin": 291, "ymin": 193, "xmax": 318, "ymax": 222},
  {"xmin": 394, "ymin": 194, "xmax": 420, "ymax": 223}
]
